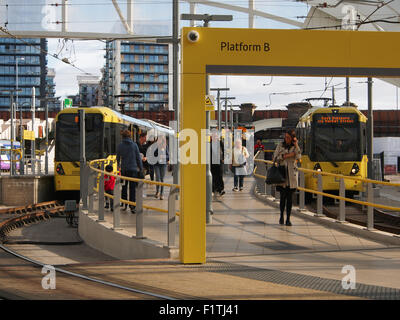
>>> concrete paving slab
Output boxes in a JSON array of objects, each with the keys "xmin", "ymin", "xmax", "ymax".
[{"xmin": 3, "ymin": 173, "xmax": 400, "ymax": 299}]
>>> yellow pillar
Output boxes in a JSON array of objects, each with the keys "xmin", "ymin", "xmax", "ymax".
[{"xmin": 179, "ymin": 32, "xmax": 206, "ymax": 264}]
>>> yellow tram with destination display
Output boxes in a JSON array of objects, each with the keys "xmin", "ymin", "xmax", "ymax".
[
  {"xmin": 296, "ymin": 105, "xmax": 368, "ymax": 199},
  {"xmin": 54, "ymin": 106, "xmax": 173, "ymax": 200}
]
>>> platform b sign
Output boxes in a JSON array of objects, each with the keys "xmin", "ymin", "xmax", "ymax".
[{"xmin": 41, "ymin": 265, "xmax": 56, "ymax": 290}]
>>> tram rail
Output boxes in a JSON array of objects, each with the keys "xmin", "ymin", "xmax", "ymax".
[{"xmin": 0, "ymin": 200, "xmax": 179, "ymax": 300}]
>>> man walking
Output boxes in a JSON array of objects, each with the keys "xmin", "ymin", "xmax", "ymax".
[{"xmin": 116, "ymin": 129, "xmax": 143, "ymax": 214}]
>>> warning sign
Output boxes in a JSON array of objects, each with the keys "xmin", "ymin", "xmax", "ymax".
[
  {"xmin": 23, "ymin": 130, "xmax": 35, "ymax": 141},
  {"xmin": 205, "ymin": 95, "xmax": 215, "ymax": 111}
]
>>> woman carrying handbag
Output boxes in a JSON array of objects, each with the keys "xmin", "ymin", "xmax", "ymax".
[
  {"xmin": 272, "ymin": 129, "xmax": 301, "ymax": 226},
  {"xmin": 231, "ymin": 139, "xmax": 250, "ymax": 192}
]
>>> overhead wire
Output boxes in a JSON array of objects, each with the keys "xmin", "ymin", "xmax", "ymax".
[{"xmin": 0, "ymin": 26, "xmax": 93, "ymax": 75}]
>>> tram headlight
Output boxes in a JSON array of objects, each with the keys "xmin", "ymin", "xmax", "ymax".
[
  {"xmin": 350, "ymin": 163, "xmax": 359, "ymax": 175},
  {"xmin": 56, "ymin": 163, "xmax": 65, "ymax": 175},
  {"xmin": 313, "ymin": 163, "xmax": 322, "ymax": 172}
]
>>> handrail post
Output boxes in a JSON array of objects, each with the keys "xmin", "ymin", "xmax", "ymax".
[
  {"xmin": 88, "ymin": 169, "xmax": 95, "ymax": 213},
  {"xmin": 339, "ymin": 177, "xmax": 346, "ymax": 222},
  {"xmin": 81, "ymin": 162, "xmax": 89, "ymax": 210},
  {"xmin": 367, "ymin": 181, "xmax": 374, "ymax": 230},
  {"xmin": 135, "ymin": 180, "xmax": 144, "ymax": 238},
  {"xmin": 79, "ymin": 109, "xmax": 87, "ymax": 210},
  {"xmin": 98, "ymin": 161, "xmax": 105, "ymax": 222},
  {"xmin": 167, "ymin": 186, "xmax": 179, "ymax": 248},
  {"xmin": 113, "ymin": 177, "xmax": 121, "ymax": 229},
  {"xmin": 299, "ymin": 170, "xmax": 305, "ymax": 211},
  {"xmin": 265, "ymin": 163, "xmax": 271, "ymax": 196},
  {"xmin": 316, "ymin": 173, "xmax": 324, "ymax": 216}
]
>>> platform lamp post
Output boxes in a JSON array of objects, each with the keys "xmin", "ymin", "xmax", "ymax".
[
  {"xmin": 0, "ymin": 89, "xmax": 21, "ymax": 175},
  {"xmin": 19, "ymin": 101, "xmax": 33, "ymax": 175},
  {"xmin": 181, "ymin": 13, "xmax": 233, "ymax": 224},
  {"xmin": 210, "ymin": 87, "xmax": 229, "ymax": 131},
  {"xmin": 220, "ymin": 97, "xmax": 236, "ymax": 129},
  {"xmin": 16, "ymin": 56, "xmax": 25, "ymax": 174},
  {"xmin": 40, "ymin": 96, "xmax": 58, "ymax": 175}
]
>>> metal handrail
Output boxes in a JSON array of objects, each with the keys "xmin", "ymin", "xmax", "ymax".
[
  {"xmin": 99, "ymin": 189, "xmax": 180, "ymax": 216},
  {"xmin": 85, "ymin": 158, "xmax": 180, "ymax": 247},
  {"xmin": 254, "ymin": 158, "xmax": 400, "ymax": 188},
  {"xmin": 88, "ymin": 159, "xmax": 180, "ymax": 189},
  {"xmin": 253, "ymin": 152, "xmax": 400, "ymax": 230}
]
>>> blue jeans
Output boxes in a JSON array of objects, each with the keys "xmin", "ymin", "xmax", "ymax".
[
  {"xmin": 121, "ymin": 169, "xmax": 138, "ymax": 208},
  {"xmin": 154, "ymin": 164, "xmax": 166, "ymax": 195},
  {"xmin": 234, "ymin": 174, "xmax": 244, "ymax": 188}
]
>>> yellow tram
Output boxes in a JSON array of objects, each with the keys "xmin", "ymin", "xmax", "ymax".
[
  {"xmin": 296, "ymin": 106, "xmax": 368, "ymax": 197},
  {"xmin": 54, "ymin": 106, "xmax": 172, "ymax": 200}
]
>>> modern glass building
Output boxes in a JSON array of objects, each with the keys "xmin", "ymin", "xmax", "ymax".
[
  {"xmin": 46, "ymin": 68, "xmax": 60, "ymax": 112},
  {"xmin": 0, "ymin": 38, "xmax": 48, "ymax": 112},
  {"xmin": 78, "ymin": 75, "xmax": 100, "ymax": 107},
  {"xmin": 102, "ymin": 41, "xmax": 169, "ymax": 111}
]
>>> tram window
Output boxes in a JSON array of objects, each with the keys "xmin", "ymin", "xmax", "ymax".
[
  {"xmin": 85, "ymin": 117, "xmax": 95, "ymax": 131},
  {"xmin": 85, "ymin": 115, "xmax": 103, "ymax": 160},
  {"xmin": 55, "ymin": 113, "xmax": 103, "ymax": 162},
  {"xmin": 311, "ymin": 113, "xmax": 361, "ymax": 162},
  {"xmin": 104, "ymin": 125, "xmax": 111, "ymax": 157},
  {"xmin": 110, "ymin": 123, "xmax": 116, "ymax": 154},
  {"xmin": 56, "ymin": 114, "xmax": 80, "ymax": 162}
]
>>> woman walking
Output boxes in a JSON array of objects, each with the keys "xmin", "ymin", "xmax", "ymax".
[
  {"xmin": 154, "ymin": 135, "xmax": 169, "ymax": 200},
  {"xmin": 273, "ymin": 129, "xmax": 301, "ymax": 226},
  {"xmin": 231, "ymin": 139, "xmax": 249, "ymax": 192}
]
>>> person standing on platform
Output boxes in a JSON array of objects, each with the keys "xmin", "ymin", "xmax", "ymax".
[
  {"xmin": 116, "ymin": 129, "xmax": 143, "ymax": 214},
  {"xmin": 138, "ymin": 132, "xmax": 154, "ymax": 197},
  {"xmin": 273, "ymin": 129, "xmax": 301, "ymax": 226},
  {"xmin": 211, "ymin": 131, "xmax": 225, "ymax": 198},
  {"xmin": 231, "ymin": 139, "xmax": 249, "ymax": 192},
  {"xmin": 254, "ymin": 139, "xmax": 265, "ymax": 154},
  {"xmin": 153, "ymin": 135, "xmax": 169, "ymax": 200},
  {"xmin": 104, "ymin": 164, "xmax": 116, "ymax": 211}
]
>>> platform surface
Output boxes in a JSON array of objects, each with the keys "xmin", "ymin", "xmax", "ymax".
[{"xmin": 3, "ymin": 173, "xmax": 400, "ymax": 299}]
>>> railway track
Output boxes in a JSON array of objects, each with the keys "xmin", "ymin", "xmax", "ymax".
[
  {"xmin": 0, "ymin": 200, "xmax": 180, "ymax": 300},
  {"xmin": 0, "ymin": 201, "xmax": 67, "ymax": 242}
]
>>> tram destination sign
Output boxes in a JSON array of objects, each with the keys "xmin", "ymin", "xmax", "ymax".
[{"xmin": 314, "ymin": 113, "xmax": 357, "ymax": 126}]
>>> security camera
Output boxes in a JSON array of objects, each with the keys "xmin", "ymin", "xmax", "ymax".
[{"xmin": 187, "ymin": 30, "xmax": 200, "ymax": 43}]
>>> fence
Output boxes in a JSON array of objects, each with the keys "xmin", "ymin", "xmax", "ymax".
[
  {"xmin": 81, "ymin": 159, "xmax": 180, "ymax": 248},
  {"xmin": 253, "ymin": 151, "xmax": 400, "ymax": 230},
  {"xmin": 0, "ymin": 148, "xmax": 45, "ymax": 176}
]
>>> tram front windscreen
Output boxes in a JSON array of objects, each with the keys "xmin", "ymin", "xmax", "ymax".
[{"xmin": 311, "ymin": 113, "xmax": 362, "ymax": 162}]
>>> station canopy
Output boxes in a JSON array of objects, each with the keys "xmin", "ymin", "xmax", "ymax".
[
  {"xmin": 300, "ymin": 0, "xmax": 400, "ymax": 87},
  {"xmin": 0, "ymin": 0, "xmax": 172, "ymax": 39}
]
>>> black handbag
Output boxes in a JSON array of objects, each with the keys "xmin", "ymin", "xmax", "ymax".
[{"xmin": 266, "ymin": 163, "xmax": 286, "ymax": 185}]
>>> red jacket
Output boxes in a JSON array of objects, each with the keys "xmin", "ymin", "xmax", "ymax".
[
  {"xmin": 104, "ymin": 174, "xmax": 116, "ymax": 191},
  {"xmin": 254, "ymin": 143, "xmax": 264, "ymax": 152}
]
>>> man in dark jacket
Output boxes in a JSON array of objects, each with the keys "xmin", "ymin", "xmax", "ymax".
[
  {"xmin": 138, "ymin": 132, "xmax": 154, "ymax": 181},
  {"xmin": 116, "ymin": 129, "xmax": 143, "ymax": 214},
  {"xmin": 210, "ymin": 131, "xmax": 225, "ymax": 197}
]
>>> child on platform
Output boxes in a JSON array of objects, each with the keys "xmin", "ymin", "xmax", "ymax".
[{"xmin": 104, "ymin": 164, "xmax": 116, "ymax": 211}]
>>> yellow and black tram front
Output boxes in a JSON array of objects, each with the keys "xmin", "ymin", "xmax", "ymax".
[
  {"xmin": 298, "ymin": 107, "xmax": 368, "ymax": 196},
  {"xmin": 54, "ymin": 107, "xmax": 123, "ymax": 199}
]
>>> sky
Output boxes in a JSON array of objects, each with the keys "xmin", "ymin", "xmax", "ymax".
[{"xmin": 39, "ymin": 0, "xmax": 400, "ymax": 110}]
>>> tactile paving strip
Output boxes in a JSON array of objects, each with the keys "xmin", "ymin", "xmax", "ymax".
[{"xmin": 187, "ymin": 261, "xmax": 400, "ymax": 300}]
